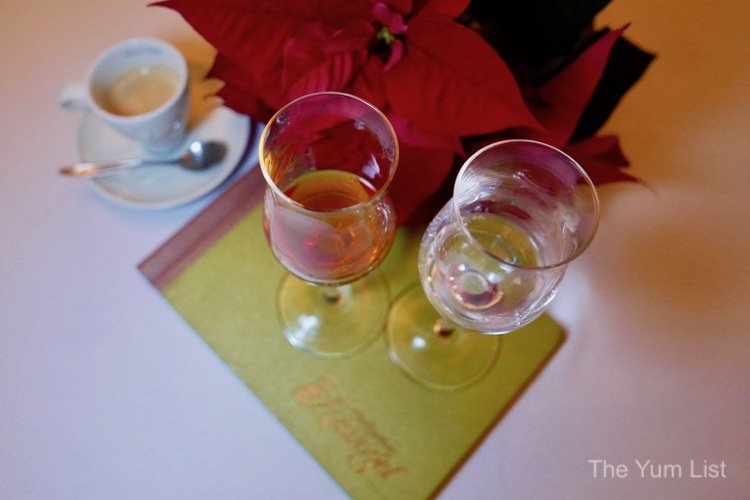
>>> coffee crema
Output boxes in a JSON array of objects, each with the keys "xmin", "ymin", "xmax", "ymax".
[{"xmin": 99, "ymin": 64, "xmax": 180, "ymax": 116}]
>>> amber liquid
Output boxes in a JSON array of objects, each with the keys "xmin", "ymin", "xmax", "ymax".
[
  {"xmin": 266, "ymin": 170, "xmax": 396, "ymax": 284},
  {"xmin": 284, "ymin": 170, "xmax": 375, "ymax": 210}
]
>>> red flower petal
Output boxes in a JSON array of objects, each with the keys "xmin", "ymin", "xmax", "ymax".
[
  {"xmin": 383, "ymin": 0, "xmax": 412, "ymax": 15},
  {"xmin": 415, "ymin": 0, "xmax": 468, "ymax": 17},
  {"xmin": 530, "ymin": 26, "xmax": 628, "ymax": 146},
  {"xmin": 385, "ymin": 14, "xmax": 539, "ymax": 136},
  {"xmin": 564, "ymin": 135, "xmax": 638, "ymax": 185},
  {"xmin": 281, "ymin": 18, "xmax": 372, "ymax": 100},
  {"xmin": 282, "ymin": 21, "xmax": 370, "ymax": 95},
  {"xmin": 208, "ymin": 53, "xmax": 292, "ymax": 118},
  {"xmin": 153, "ymin": 1, "xmax": 301, "ymax": 78},
  {"xmin": 347, "ymin": 57, "xmax": 388, "ymax": 110},
  {"xmin": 388, "ymin": 143, "xmax": 456, "ymax": 224},
  {"xmin": 388, "ymin": 112, "xmax": 463, "ymax": 154},
  {"xmin": 207, "ymin": 54, "xmax": 275, "ymax": 120},
  {"xmin": 153, "ymin": 0, "xmax": 370, "ymax": 79}
]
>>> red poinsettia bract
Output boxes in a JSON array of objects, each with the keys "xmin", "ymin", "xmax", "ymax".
[{"xmin": 155, "ymin": 0, "xmax": 634, "ymax": 224}]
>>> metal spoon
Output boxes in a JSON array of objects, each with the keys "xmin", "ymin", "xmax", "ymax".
[{"xmin": 59, "ymin": 140, "xmax": 227, "ymax": 177}]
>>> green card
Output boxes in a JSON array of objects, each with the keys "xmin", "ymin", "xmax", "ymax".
[{"xmin": 141, "ymin": 169, "xmax": 564, "ymax": 498}]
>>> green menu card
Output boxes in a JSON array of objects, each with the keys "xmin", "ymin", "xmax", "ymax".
[{"xmin": 139, "ymin": 167, "xmax": 565, "ymax": 499}]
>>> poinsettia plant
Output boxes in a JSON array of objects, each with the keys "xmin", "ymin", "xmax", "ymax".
[{"xmin": 154, "ymin": 0, "xmax": 653, "ymax": 224}]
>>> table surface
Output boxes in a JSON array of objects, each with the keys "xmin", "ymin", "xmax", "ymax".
[{"xmin": 2, "ymin": 1, "xmax": 748, "ymax": 498}]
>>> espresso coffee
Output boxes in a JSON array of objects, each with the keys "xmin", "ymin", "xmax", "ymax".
[{"xmin": 99, "ymin": 64, "xmax": 180, "ymax": 116}]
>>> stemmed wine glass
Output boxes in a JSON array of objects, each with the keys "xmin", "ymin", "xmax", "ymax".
[
  {"xmin": 259, "ymin": 92, "xmax": 399, "ymax": 358},
  {"xmin": 387, "ymin": 139, "xmax": 600, "ymax": 390}
]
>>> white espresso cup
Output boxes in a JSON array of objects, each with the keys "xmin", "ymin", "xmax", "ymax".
[{"xmin": 59, "ymin": 37, "xmax": 189, "ymax": 152}]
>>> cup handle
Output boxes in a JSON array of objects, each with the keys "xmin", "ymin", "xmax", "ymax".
[{"xmin": 58, "ymin": 82, "xmax": 90, "ymax": 111}]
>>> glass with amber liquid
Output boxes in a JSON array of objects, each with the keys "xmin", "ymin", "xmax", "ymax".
[
  {"xmin": 260, "ymin": 92, "xmax": 398, "ymax": 357},
  {"xmin": 387, "ymin": 140, "xmax": 600, "ymax": 390}
]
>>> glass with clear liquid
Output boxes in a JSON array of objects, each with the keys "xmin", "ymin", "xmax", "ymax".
[{"xmin": 388, "ymin": 140, "xmax": 600, "ymax": 390}]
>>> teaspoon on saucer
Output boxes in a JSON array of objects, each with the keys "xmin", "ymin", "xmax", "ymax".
[{"xmin": 59, "ymin": 140, "xmax": 227, "ymax": 177}]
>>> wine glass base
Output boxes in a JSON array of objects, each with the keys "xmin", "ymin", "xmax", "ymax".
[
  {"xmin": 386, "ymin": 283, "xmax": 501, "ymax": 391},
  {"xmin": 277, "ymin": 270, "xmax": 390, "ymax": 358}
]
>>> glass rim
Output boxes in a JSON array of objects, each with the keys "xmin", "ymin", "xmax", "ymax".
[
  {"xmin": 258, "ymin": 91, "xmax": 399, "ymax": 215},
  {"xmin": 451, "ymin": 139, "xmax": 601, "ymax": 271}
]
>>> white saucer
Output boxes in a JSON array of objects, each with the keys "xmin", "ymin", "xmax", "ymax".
[{"xmin": 77, "ymin": 105, "xmax": 251, "ymax": 209}]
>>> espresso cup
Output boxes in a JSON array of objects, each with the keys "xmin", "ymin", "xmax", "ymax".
[{"xmin": 59, "ymin": 37, "xmax": 189, "ymax": 152}]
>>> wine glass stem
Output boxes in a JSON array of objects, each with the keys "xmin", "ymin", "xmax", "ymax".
[
  {"xmin": 432, "ymin": 318, "xmax": 456, "ymax": 337},
  {"xmin": 321, "ymin": 285, "xmax": 343, "ymax": 305}
]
